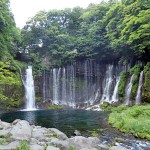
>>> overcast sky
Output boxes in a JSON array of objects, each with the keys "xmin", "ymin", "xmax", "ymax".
[{"xmin": 9, "ymin": 0, "xmax": 101, "ymax": 28}]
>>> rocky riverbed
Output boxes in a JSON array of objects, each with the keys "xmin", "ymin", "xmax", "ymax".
[{"xmin": 0, "ymin": 119, "xmax": 130, "ymax": 150}]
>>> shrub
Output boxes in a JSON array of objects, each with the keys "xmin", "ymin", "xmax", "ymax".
[{"xmin": 109, "ymin": 105, "xmax": 150, "ymax": 140}]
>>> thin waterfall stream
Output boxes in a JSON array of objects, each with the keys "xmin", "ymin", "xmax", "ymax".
[
  {"xmin": 125, "ymin": 74, "xmax": 134, "ymax": 105},
  {"xmin": 135, "ymin": 71, "xmax": 143, "ymax": 104}
]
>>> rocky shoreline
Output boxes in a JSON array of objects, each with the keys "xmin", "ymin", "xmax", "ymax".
[{"xmin": 0, "ymin": 119, "xmax": 129, "ymax": 150}]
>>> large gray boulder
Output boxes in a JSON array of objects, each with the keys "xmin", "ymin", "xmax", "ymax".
[
  {"xmin": 10, "ymin": 119, "xmax": 32, "ymax": 141},
  {"xmin": 68, "ymin": 136, "xmax": 100, "ymax": 150},
  {"xmin": 49, "ymin": 128, "xmax": 68, "ymax": 140}
]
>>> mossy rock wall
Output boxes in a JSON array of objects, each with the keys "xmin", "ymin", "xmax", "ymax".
[{"xmin": 0, "ymin": 61, "xmax": 24, "ymax": 110}]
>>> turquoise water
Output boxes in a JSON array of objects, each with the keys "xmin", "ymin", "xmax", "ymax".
[{"xmin": 0, "ymin": 109, "xmax": 108, "ymax": 136}]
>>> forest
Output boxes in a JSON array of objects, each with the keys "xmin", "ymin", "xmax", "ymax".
[
  {"xmin": 0, "ymin": 0, "xmax": 150, "ymax": 145},
  {"xmin": 0, "ymin": 0, "xmax": 150, "ymax": 68}
]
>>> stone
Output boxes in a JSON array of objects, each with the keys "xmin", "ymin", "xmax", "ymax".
[
  {"xmin": 30, "ymin": 138, "xmax": 39, "ymax": 144},
  {"xmin": 46, "ymin": 146, "xmax": 60, "ymax": 150},
  {"xmin": 54, "ymin": 140, "xmax": 70, "ymax": 150},
  {"xmin": 32, "ymin": 130, "xmax": 46, "ymax": 141},
  {"xmin": 0, "ymin": 130, "xmax": 10, "ymax": 137},
  {"xmin": 0, "ymin": 141, "xmax": 19, "ymax": 150},
  {"xmin": 74, "ymin": 130, "xmax": 81, "ymax": 136},
  {"xmin": 49, "ymin": 128, "xmax": 68, "ymax": 140},
  {"xmin": 110, "ymin": 146, "xmax": 129, "ymax": 150},
  {"xmin": 68, "ymin": 136, "xmax": 100, "ymax": 150},
  {"xmin": 0, "ymin": 120, "xmax": 11, "ymax": 129},
  {"xmin": 29, "ymin": 144, "xmax": 45, "ymax": 150},
  {"xmin": 10, "ymin": 119, "xmax": 32, "ymax": 141}
]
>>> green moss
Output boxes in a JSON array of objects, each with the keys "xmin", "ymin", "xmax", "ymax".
[
  {"xmin": 70, "ymin": 145, "xmax": 75, "ymax": 150},
  {"xmin": 0, "ymin": 61, "xmax": 23, "ymax": 109},
  {"xmin": 130, "ymin": 64, "xmax": 141, "ymax": 97},
  {"xmin": 48, "ymin": 105, "xmax": 63, "ymax": 109},
  {"xmin": 52, "ymin": 132, "xmax": 58, "ymax": 138},
  {"xmin": 109, "ymin": 105, "xmax": 150, "ymax": 140},
  {"xmin": 0, "ymin": 140, "xmax": 7, "ymax": 145},
  {"xmin": 101, "ymin": 102, "xmax": 111, "ymax": 111},
  {"xmin": 16, "ymin": 141, "xmax": 29, "ymax": 150},
  {"xmin": 143, "ymin": 62, "xmax": 150, "ymax": 102},
  {"xmin": 118, "ymin": 71, "xmax": 127, "ymax": 98}
]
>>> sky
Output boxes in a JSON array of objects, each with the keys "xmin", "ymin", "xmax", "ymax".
[{"xmin": 9, "ymin": 0, "xmax": 101, "ymax": 28}]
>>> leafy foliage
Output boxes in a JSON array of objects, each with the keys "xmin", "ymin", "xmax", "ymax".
[
  {"xmin": 109, "ymin": 105, "xmax": 150, "ymax": 140},
  {"xmin": 143, "ymin": 62, "xmax": 150, "ymax": 102},
  {"xmin": 20, "ymin": 0, "xmax": 150, "ymax": 67},
  {"xmin": 118, "ymin": 72, "xmax": 127, "ymax": 98},
  {"xmin": 130, "ymin": 65, "xmax": 141, "ymax": 97}
]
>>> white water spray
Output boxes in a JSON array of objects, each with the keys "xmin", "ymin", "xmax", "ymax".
[
  {"xmin": 124, "ymin": 74, "xmax": 134, "ymax": 105},
  {"xmin": 111, "ymin": 77, "xmax": 120, "ymax": 103},
  {"xmin": 101, "ymin": 65, "xmax": 113, "ymax": 103},
  {"xmin": 135, "ymin": 71, "xmax": 143, "ymax": 104},
  {"xmin": 24, "ymin": 66, "xmax": 36, "ymax": 110}
]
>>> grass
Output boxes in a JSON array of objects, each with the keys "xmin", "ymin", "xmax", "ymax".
[
  {"xmin": 48, "ymin": 105, "xmax": 63, "ymax": 109},
  {"xmin": 108, "ymin": 105, "xmax": 150, "ymax": 140},
  {"xmin": 16, "ymin": 141, "xmax": 29, "ymax": 150}
]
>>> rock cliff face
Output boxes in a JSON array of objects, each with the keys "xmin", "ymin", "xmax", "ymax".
[
  {"xmin": 0, "ymin": 119, "xmax": 129, "ymax": 150},
  {"xmin": 34, "ymin": 61, "xmax": 150, "ymax": 108}
]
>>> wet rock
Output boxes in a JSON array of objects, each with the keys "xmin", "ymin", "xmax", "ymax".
[
  {"xmin": 46, "ymin": 146, "xmax": 60, "ymax": 150},
  {"xmin": 10, "ymin": 120, "xmax": 32, "ymax": 141},
  {"xmin": 110, "ymin": 146, "xmax": 129, "ymax": 150},
  {"xmin": 29, "ymin": 144, "xmax": 45, "ymax": 150}
]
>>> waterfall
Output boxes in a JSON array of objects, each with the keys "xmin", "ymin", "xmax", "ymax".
[
  {"xmin": 39, "ymin": 62, "xmax": 129, "ymax": 108},
  {"xmin": 24, "ymin": 66, "xmax": 36, "ymax": 110},
  {"xmin": 111, "ymin": 77, "xmax": 120, "ymax": 103},
  {"xmin": 124, "ymin": 74, "xmax": 134, "ymax": 105},
  {"xmin": 101, "ymin": 65, "xmax": 113, "ymax": 103},
  {"xmin": 135, "ymin": 71, "xmax": 143, "ymax": 104},
  {"xmin": 53, "ymin": 68, "xmax": 61, "ymax": 104},
  {"xmin": 62, "ymin": 67, "xmax": 67, "ymax": 105}
]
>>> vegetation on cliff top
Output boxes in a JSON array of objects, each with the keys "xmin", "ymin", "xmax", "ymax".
[{"xmin": 19, "ymin": 0, "xmax": 150, "ymax": 67}]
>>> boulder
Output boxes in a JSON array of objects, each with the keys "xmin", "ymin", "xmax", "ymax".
[
  {"xmin": 53, "ymin": 140, "xmax": 70, "ymax": 150},
  {"xmin": 0, "ymin": 120, "xmax": 11, "ymax": 129},
  {"xmin": 68, "ymin": 136, "xmax": 100, "ymax": 150},
  {"xmin": 0, "ymin": 130, "xmax": 10, "ymax": 137},
  {"xmin": 10, "ymin": 119, "xmax": 32, "ymax": 141},
  {"xmin": 49, "ymin": 128, "xmax": 68, "ymax": 140}
]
